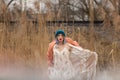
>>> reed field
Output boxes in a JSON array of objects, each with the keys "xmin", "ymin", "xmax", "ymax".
[
  {"xmin": 0, "ymin": 12, "xmax": 120, "ymax": 71},
  {"xmin": 0, "ymin": 0, "xmax": 120, "ymax": 79}
]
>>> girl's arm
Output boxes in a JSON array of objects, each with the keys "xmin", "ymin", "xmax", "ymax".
[{"xmin": 47, "ymin": 41, "xmax": 56, "ymax": 66}]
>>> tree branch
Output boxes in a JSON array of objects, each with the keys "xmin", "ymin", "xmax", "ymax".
[{"xmin": 7, "ymin": 0, "xmax": 14, "ymax": 8}]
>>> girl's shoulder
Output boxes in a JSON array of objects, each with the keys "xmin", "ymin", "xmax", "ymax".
[
  {"xmin": 65, "ymin": 43, "xmax": 72, "ymax": 48},
  {"xmin": 53, "ymin": 44, "xmax": 57, "ymax": 48},
  {"xmin": 65, "ymin": 43, "xmax": 72, "ymax": 47}
]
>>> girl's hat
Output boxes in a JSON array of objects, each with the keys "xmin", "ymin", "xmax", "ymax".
[{"xmin": 55, "ymin": 30, "xmax": 66, "ymax": 38}]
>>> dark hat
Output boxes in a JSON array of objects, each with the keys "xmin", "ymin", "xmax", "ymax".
[{"xmin": 55, "ymin": 30, "xmax": 66, "ymax": 38}]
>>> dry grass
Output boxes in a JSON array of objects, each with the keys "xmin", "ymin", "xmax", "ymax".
[{"xmin": 0, "ymin": 3, "xmax": 120, "ymax": 73}]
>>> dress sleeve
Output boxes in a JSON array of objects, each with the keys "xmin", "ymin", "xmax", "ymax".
[
  {"xmin": 47, "ymin": 41, "xmax": 56, "ymax": 64},
  {"xmin": 69, "ymin": 44, "xmax": 98, "ymax": 79}
]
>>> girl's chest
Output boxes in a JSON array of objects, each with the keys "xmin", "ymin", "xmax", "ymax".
[{"xmin": 53, "ymin": 44, "xmax": 70, "ymax": 56}]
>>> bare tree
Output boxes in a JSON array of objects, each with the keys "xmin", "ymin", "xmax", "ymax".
[
  {"xmin": 45, "ymin": 0, "xmax": 105, "ymax": 21},
  {"xmin": 95, "ymin": 0, "xmax": 120, "ymax": 30}
]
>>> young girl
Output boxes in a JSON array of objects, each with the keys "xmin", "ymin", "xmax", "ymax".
[{"xmin": 47, "ymin": 30, "xmax": 98, "ymax": 80}]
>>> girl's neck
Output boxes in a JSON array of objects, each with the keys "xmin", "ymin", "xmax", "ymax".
[{"xmin": 58, "ymin": 42, "xmax": 63, "ymax": 45}]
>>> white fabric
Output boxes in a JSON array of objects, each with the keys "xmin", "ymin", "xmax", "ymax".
[{"xmin": 48, "ymin": 43, "xmax": 98, "ymax": 80}]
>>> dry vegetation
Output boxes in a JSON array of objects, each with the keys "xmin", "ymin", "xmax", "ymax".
[{"xmin": 0, "ymin": 0, "xmax": 120, "ymax": 74}]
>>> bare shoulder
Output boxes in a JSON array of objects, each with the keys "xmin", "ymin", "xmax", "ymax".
[
  {"xmin": 65, "ymin": 42, "xmax": 72, "ymax": 47},
  {"xmin": 65, "ymin": 43, "xmax": 72, "ymax": 50}
]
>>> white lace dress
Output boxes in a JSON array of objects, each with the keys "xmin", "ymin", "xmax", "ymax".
[{"xmin": 48, "ymin": 43, "xmax": 98, "ymax": 80}]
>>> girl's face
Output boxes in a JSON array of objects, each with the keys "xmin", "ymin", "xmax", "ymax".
[{"xmin": 57, "ymin": 34, "xmax": 64, "ymax": 43}]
